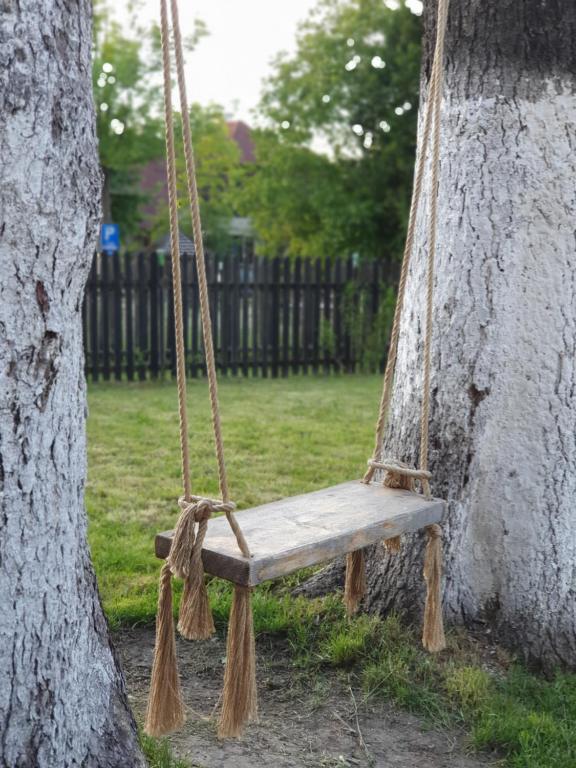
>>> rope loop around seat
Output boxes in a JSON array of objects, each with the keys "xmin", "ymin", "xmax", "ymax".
[
  {"xmin": 368, "ymin": 458, "xmax": 433, "ymax": 499},
  {"xmin": 367, "ymin": 460, "xmax": 432, "ymax": 481},
  {"xmin": 178, "ymin": 495, "xmax": 237, "ymax": 523}
]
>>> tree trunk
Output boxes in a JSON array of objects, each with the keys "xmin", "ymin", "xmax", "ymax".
[
  {"xmin": 0, "ymin": 2, "xmax": 145, "ymax": 765},
  {"xmin": 364, "ymin": 0, "xmax": 576, "ymax": 669}
]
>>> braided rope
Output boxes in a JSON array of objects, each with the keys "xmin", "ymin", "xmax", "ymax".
[
  {"xmin": 367, "ymin": 460, "xmax": 432, "ymax": 481},
  {"xmin": 159, "ymin": 0, "xmax": 191, "ymax": 502},
  {"xmin": 364, "ymin": 0, "xmax": 450, "ymax": 498},
  {"xmin": 159, "ymin": 0, "xmax": 250, "ymax": 558}
]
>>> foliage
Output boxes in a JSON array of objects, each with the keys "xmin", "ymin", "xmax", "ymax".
[
  {"xmin": 92, "ymin": 0, "xmax": 207, "ymax": 239},
  {"xmin": 140, "ymin": 732, "xmax": 192, "ymax": 768},
  {"xmin": 93, "ymin": 1, "xmax": 163, "ymax": 233},
  {"xmin": 238, "ymin": 131, "xmax": 351, "ymax": 259},
  {"xmin": 342, "ymin": 280, "xmax": 396, "ymax": 372},
  {"xmin": 86, "ymin": 375, "xmax": 381, "ymax": 626},
  {"xmin": 243, "ymin": 0, "xmax": 422, "ymax": 260},
  {"xmin": 148, "ymin": 103, "xmax": 243, "ymax": 254}
]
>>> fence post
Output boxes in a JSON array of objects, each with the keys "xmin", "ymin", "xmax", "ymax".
[
  {"xmin": 313, "ymin": 260, "xmax": 321, "ymax": 374},
  {"xmin": 138, "ymin": 252, "xmax": 148, "ymax": 381},
  {"xmin": 150, "ymin": 252, "xmax": 160, "ymax": 379},
  {"xmin": 252, "ymin": 256, "xmax": 260, "ymax": 377},
  {"xmin": 333, "ymin": 258, "xmax": 343, "ymax": 373},
  {"xmin": 125, "ymin": 253, "xmax": 134, "ymax": 382},
  {"xmin": 292, "ymin": 257, "xmax": 301, "ymax": 375},
  {"xmin": 113, "ymin": 251, "xmax": 122, "ymax": 381},
  {"xmin": 101, "ymin": 252, "xmax": 111, "ymax": 381},
  {"xmin": 191, "ymin": 256, "xmax": 199, "ymax": 378},
  {"xmin": 231, "ymin": 255, "xmax": 240, "ymax": 376},
  {"xmin": 260, "ymin": 257, "xmax": 269, "ymax": 378},
  {"xmin": 271, "ymin": 257, "xmax": 280, "ymax": 378},
  {"xmin": 182, "ymin": 249, "xmax": 189, "ymax": 376},
  {"xmin": 282, "ymin": 257, "xmax": 290, "ymax": 378},
  {"xmin": 89, "ymin": 254, "xmax": 99, "ymax": 383},
  {"xmin": 241, "ymin": 255, "xmax": 250, "ymax": 377},
  {"xmin": 323, "ymin": 259, "xmax": 331, "ymax": 374},
  {"xmin": 344, "ymin": 257, "xmax": 354, "ymax": 373}
]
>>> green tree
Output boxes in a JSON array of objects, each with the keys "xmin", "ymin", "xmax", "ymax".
[
  {"xmin": 244, "ymin": 0, "xmax": 422, "ymax": 260},
  {"xmin": 239, "ymin": 130, "xmax": 350, "ymax": 258},
  {"xmin": 149, "ymin": 103, "xmax": 243, "ymax": 254},
  {"xmin": 92, "ymin": 0, "xmax": 207, "ymax": 238}
]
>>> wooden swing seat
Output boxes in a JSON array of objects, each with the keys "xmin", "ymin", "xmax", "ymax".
[{"xmin": 155, "ymin": 480, "xmax": 445, "ymax": 586}]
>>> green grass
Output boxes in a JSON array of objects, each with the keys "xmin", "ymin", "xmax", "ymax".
[
  {"xmin": 87, "ymin": 376, "xmax": 576, "ymax": 768},
  {"xmin": 87, "ymin": 375, "xmax": 381, "ymax": 627},
  {"xmin": 140, "ymin": 733, "xmax": 191, "ymax": 768}
]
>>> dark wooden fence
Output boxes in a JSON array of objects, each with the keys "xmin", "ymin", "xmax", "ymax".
[{"xmin": 82, "ymin": 252, "xmax": 397, "ymax": 382}]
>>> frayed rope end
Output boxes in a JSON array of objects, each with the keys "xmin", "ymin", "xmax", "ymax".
[
  {"xmin": 145, "ymin": 562, "xmax": 185, "ymax": 737},
  {"xmin": 178, "ymin": 570, "xmax": 215, "ymax": 640},
  {"xmin": 344, "ymin": 549, "xmax": 366, "ymax": 617},
  {"xmin": 422, "ymin": 524, "xmax": 446, "ymax": 653},
  {"xmin": 218, "ymin": 585, "xmax": 258, "ymax": 739}
]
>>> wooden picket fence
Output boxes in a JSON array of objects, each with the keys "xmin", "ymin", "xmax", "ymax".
[{"xmin": 82, "ymin": 251, "xmax": 397, "ymax": 381}]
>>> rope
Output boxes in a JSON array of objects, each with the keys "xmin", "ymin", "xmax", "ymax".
[
  {"xmin": 160, "ymin": 0, "xmax": 250, "ymax": 558},
  {"xmin": 159, "ymin": 0, "xmax": 191, "ymax": 502},
  {"xmin": 367, "ymin": 460, "xmax": 431, "ymax": 481},
  {"xmin": 364, "ymin": 0, "xmax": 450, "ymax": 497}
]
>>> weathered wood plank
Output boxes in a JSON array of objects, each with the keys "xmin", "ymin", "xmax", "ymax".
[{"xmin": 155, "ymin": 481, "xmax": 445, "ymax": 586}]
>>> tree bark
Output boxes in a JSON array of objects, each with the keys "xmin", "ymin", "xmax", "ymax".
[
  {"xmin": 0, "ymin": 2, "xmax": 145, "ymax": 765},
  {"xmin": 363, "ymin": 0, "xmax": 576, "ymax": 669}
]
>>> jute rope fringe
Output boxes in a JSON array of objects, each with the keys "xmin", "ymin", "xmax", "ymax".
[
  {"xmin": 343, "ymin": 550, "xmax": 367, "ymax": 617},
  {"xmin": 367, "ymin": 460, "xmax": 432, "ymax": 482},
  {"xmin": 422, "ymin": 524, "xmax": 446, "ymax": 652},
  {"xmin": 145, "ymin": 563, "xmax": 185, "ymax": 736},
  {"xmin": 345, "ymin": 0, "xmax": 450, "ymax": 652}
]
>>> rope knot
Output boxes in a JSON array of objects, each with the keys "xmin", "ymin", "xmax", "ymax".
[
  {"xmin": 168, "ymin": 496, "xmax": 237, "ymax": 579},
  {"xmin": 177, "ymin": 494, "xmax": 237, "ymax": 523},
  {"xmin": 366, "ymin": 459, "xmax": 432, "ymax": 498},
  {"xmin": 426, "ymin": 523, "xmax": 442, "ymax": 541}
]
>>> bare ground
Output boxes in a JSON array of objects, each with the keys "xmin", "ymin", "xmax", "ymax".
[{"xmin": 116, "ymin": 627, "xmax": 495, "ymax": 768}]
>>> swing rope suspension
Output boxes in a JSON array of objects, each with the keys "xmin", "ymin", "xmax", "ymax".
[
  {"xmin": 161, "ymin": 0, "xmax": 250, "ymax": 559},
  {"xmin": 364, "ymin": 0, "xmax": 450, "ymax": 500},
  {"xmin": 146, "ymin": 0, "xmax": 450, "ymax": 742}
]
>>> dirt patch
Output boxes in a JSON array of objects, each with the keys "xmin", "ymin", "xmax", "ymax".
[{"xmin": 116, "ymin": 627, "xmax": 494, "ymax": 768}]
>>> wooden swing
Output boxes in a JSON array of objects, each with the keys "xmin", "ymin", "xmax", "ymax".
[{"xmin": 146, "ymin": 0, "xmax": 450, "ymax": 740}]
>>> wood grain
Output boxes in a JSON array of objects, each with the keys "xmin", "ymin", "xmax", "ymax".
[{"xmin": 155, "ymin": 481, "xmax": 445, "ymax": 586}]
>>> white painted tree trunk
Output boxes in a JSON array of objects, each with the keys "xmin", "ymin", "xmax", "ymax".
[
  {"xmin": 364, "ymin": 0, "xmax": 576, "ymax": 668},
  {"xmin": 0, "ymin": 2, "xmax": 145, "ymax": 765}
]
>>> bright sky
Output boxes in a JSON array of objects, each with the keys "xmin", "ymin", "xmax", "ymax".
[{"xmin": 136, "ymin": 0, "xmax": 319, "ymax": 122}]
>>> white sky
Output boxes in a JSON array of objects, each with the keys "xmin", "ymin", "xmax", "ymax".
[{"xmin": 136, "ymin": 0, "xmax": 319, "ymax": 122}]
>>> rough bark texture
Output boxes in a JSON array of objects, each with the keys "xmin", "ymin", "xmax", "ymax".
[
  {"xmin": 364, "ymin": 0, "xmax": 576, "ymax": 669},
  {"xmin": 0, "ymin": 2, "xmax": 146, "ymax": 765}
]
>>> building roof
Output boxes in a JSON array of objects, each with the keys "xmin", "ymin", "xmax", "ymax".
[
  {"xmin": 227, "ymin": 120, "xmax": 256, "ymax": 164},
  {"xmin": 155, "ymin": 230, "xmax": 196, "ymax": 256}
]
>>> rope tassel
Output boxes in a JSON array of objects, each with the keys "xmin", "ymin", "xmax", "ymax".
[
  {"xmin": 145, "ymin": 563, "xmax": 185, "ymax": 736},
  {"xmin": 422, "ymin": 524, "xmax": 446, "ymax": 653},
  {"xmin": 178, "ymin": 566, "xmax": 215, "ymax": 640},
  {"xmin": 218, "ymin": 585, "xmax": 258, "ymax": 738},
  {"xmin": 344, "ymin": 549, "xmax": 366, "ymax": 616},
  {"xmin": 167, "ymin": 499, "xmax": 224, "ymax": 640}
]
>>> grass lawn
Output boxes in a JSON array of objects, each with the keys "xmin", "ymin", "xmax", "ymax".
[
  {"xmin": 87, "ymin": 376, "xmax": 576, "ymax": 768},
  {"xmin": 87, "ymin": 374, "xmax": 382, "ymax": 626}
]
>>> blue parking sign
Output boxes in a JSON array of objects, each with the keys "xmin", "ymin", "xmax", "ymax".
[{"xmin": 100, "ymin": 223, "xmax": 120, "ymax": 254}]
